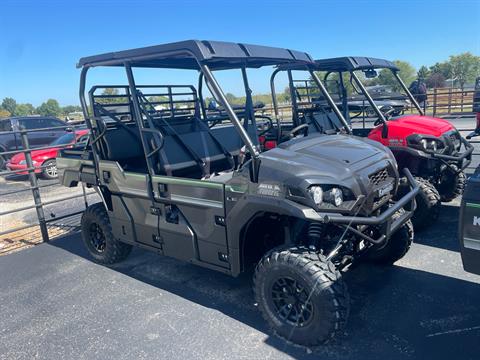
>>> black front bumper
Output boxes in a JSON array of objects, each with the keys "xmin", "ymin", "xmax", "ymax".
[
  {"xmin": 318, "ymin": 168, "xmax": 419, "ymax": 245},
  {"xmin": 430, "ymin": 137, "xmax": 473, "ymax": 172}
]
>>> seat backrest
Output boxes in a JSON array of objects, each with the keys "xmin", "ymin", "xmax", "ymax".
[
  {"xmin": 100, "ymin": 126, "xmax": 147, "ymax": 171},
  {"xmin": 306, "ymin": 111, "xmax": 344, "ymax": 134},
  {"xmin": 154, "ymin": 118, "xmax": 239, "ymax": 178}
]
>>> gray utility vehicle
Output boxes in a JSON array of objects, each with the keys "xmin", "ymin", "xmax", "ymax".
[
  {"xmin": 57, "ymin": 40, "xmax": 418, "ymax": 345},
  {"xmin": 269, "ymin": 57, "xmax": 472, "ymax": 230}
]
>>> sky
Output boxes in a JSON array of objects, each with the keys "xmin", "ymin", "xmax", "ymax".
[{"xmin": 0, "ymin": 0, "xmax": 479, "ymax": 106}]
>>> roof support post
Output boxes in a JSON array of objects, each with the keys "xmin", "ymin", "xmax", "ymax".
[
  {"xmin": 392, "ymin": 71, "xmax": 424, "ymax": 115},
  {"xmin": 200, "ymin": 64, "xmax": 260, "ymax": 179},
  {"xmin": 124, "ymin": 63, "xmax": 157, "ymax": 181},
  {"xmin": 350, "ymin": 71, "xmax": 388, "ymax": 124},
  {"xmin": 309, "ymin": 70, "xmax": 352, "ymax": 134}
]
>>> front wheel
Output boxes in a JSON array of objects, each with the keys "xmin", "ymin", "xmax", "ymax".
[
  {"xmin": 367, "ymin": 208, "xmax": 414, "ymax": 265},
  {"xmin": 253, "ymin": 246, "xmax": 349, "ymax": 346},
  {"xmin": 397, "ymin": 176, "xmax": 440, "ymax": 231},
  {"xmin": 81, "ymin": 203, "xmax": 132, "ymax": 264},
  {"xmin": 437, "ymin": 165, "xmax": 466, "ymax": 202}
]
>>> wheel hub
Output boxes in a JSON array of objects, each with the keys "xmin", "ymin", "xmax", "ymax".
[
  {"xmin": 89, "ymin": 223, "xmax": 106, "ymax": 252},
  {"xmin": 271, "ymin": 277, "xmax": 314, "ymax": 326}
]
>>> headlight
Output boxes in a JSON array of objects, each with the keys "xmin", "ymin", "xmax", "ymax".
[
  {"xmin": 407, "ymin": 134, "xmax": 445, "ymax": 153},
  {"xmin": 326, "ymin": 188, "xmax": 343, "ymax": 206},
  {"xmin": 308, "ymin": 186, "xmax": 344, "ymax": 207},
  {"xmin": 19, "ymin": 160, "xmax": 26, "ymax": 165},
  {"xmin": 308, "ymin": 186, "xmax": 323, "ymax": 205}
]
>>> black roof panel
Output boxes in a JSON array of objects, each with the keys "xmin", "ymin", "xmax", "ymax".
[
  {"xmin": 78, "ymin": 40, "xmax": 314, "ymax": 70},
  {"xmin": 314, "ymin": 57, "xmax": 399, "ymax": 72}
]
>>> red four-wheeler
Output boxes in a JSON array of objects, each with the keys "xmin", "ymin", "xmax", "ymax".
[{"xmin": 270, "ymin": 57, "xmax": 473, "ymax": 230}]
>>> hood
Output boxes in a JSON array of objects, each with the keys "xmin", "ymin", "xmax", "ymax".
[
  {"xmin": 258, "ymin": 133, "xmax": 396, "ymax": 196},
  {"xmin": 390, "ymin": 115, "xmax": 454, "ymax": 136}
]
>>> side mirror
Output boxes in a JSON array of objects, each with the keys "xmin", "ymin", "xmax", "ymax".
[{"xmin": 381, "ymin": 123, "xmax": 388, "ymax": 139}]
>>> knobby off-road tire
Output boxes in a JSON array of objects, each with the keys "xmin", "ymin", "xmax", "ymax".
[
  {"xmin": 81, "ymin": 203, "xmax": 132, "ymax": 264},
  {"xmin": 438, "ymin": 165, "xmax": 466, "ymax": 202},
  {"xmin": 397, "ymin": 176, "xmax": 440, "ymax": 231},
  {"xmin": 253, "ymin": 246, "xmax": 349, "ymax": 346},
  {"xmin": 367, "ymin": 208, "xmax": 414, "ymax": 265}
]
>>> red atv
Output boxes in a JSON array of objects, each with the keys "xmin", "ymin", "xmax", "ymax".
[{"xmin": 269, "ymin": 57, "xmax": 473, "ymax": 230}]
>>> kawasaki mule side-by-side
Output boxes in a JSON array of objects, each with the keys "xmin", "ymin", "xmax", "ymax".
[
  {"xmin": 57, "ymin": 41, "xmax": 417, "ymax": 345},
  {"xmin": 270, "ymin": 57, "xmax": 472, "ymax": 230}
]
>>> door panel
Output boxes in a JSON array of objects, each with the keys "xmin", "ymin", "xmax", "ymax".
[{"xmin": 152, "ymin": 175, "xmax": 229, "ymax": 268}]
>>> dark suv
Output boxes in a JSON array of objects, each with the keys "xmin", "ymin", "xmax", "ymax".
[{"xmin": 0, "ymin": 116, "xmax": 68, "ymax": 169}]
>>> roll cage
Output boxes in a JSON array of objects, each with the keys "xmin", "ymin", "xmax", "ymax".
[
  {"xmin": 269, "ymin": 66, "xmax": 353, "ymax": 135},
  {"xmin": 313, "ymin": 57, "xmax": 425, "ymax": 121},
  {"xmin": 78, "ymin": 40, "xmax": 315, "ymax": 183},
  {"xmin": 270, "ymin": 56, "xmax": 424, "ymax": 134}
]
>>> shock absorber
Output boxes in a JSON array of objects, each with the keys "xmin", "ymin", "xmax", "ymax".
[{"xmin": 307, "ymin": 222, "xmax": 323, "ymax": 247}]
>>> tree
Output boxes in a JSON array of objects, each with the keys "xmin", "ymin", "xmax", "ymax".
[
  {"xmin": 36, "ymin": 99, "xmax": 62, "ymax": 117},
  {"xmin": 1, "ymin": 97, "xmax": 17, "ymax": 115},
  {"xmin": 62, "ymin": 105, "xmax": 82, "ymax": 115},
  {"xmin": 0, "ymin": 109, "xmax": 10, "ymax": 118},
  {"xmin": 448, "ymin": 52, "xmax": 480, "ymax": 88},
  {"xmin": 14, "ymin": 103, "xmax": 36, "ymax": 116},
  {"xmin": 95, "ymin": 88, "xmax": 128, "ymax": 104},
  {"xmin": 426, "ymin": 73, "xmax": 446, "ymax": 89},
  {"xmin": 429, "ymin": 62, "xmax": 452, "ymax": 79},
  {"xmin": 417, "ymin": 66, "xmax": 430, "ymax": 80},
  {"xmin": 371, "ymin": 60, "xmax": 416, "ymax": 91}
]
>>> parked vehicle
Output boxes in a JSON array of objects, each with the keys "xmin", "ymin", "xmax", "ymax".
[
  {"xmin": 6, "ymin": 129, "xmax": 89, "ymax": 179},
  {"xmin": 57, "ymin": 41, "xmax": 418, "ymax": 345},
  {"xmin": 270, "ymin": 57, "xmax": 473, "ymax": 230},
  {"xmin": 0, "ymin": 116, "xmax": 69, "ymax": 169},
  {"xmin": 459, "ymin": 163, "xmax": 480, "ymax": 275}
]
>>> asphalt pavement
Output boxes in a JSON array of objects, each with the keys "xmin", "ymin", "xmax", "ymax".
[{"xmin": 0, "ymin": 200, "xmax": 479, "ymax": 360}]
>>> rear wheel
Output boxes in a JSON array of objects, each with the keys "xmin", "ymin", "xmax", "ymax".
[
  {"xmin": 398, "ymin": 176, "xmax": 440, "ymax": 231},
  {"xmin": 81, "ymin": 203, "xmax": 132, "ymax": 264},
  {"xmin": 367, "ymin": 208, "xmax": 414, "ymax": 265},
  {"xmin": 437, "ymin": 165, "xmax": 466, "ymax": 202},
  {"xmin": 41, "ymin": 159, "xmax": 58, "ymax": 180},
  {"xmin": 253, "ymin": 246, "xmax": 349, "ymax": 346}
]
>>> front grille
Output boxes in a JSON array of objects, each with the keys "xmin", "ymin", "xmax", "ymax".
[{"xmin": 369, "ymin": 167, "xmax": 389, "ymax": 186}]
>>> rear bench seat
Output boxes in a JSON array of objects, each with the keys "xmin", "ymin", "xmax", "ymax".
[{"xmin": 99, "ymin": 116, "xmax": 257, "ymax": 179}]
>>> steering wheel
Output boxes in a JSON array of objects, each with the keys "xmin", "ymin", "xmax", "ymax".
[
  {"xmin": 289, "ymin": 123, "xmax": 309, "ymax": 138},
  {"xmin": 257, "ymin": 116, "xmax": 274, "ymax": 137},
  {"xmin": 374, "ymin": 106, "xmax": 396, "ymax": 126}
]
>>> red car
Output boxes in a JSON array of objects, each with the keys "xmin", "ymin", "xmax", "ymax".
[{"xmin": 6, "ymin": 129, "xmax": 89, "ymax": 179}]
